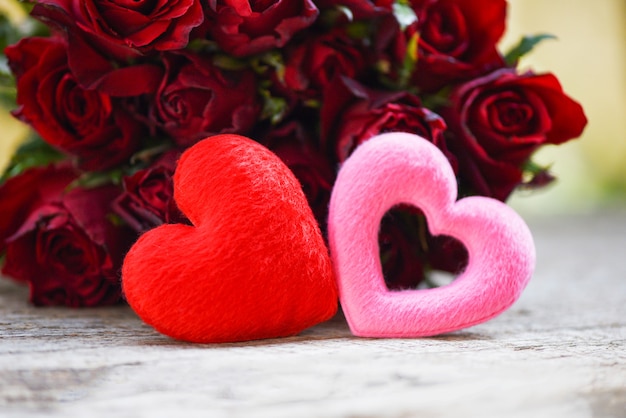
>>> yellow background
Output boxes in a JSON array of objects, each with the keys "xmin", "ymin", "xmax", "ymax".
[
  {"xmin": 0, "ymin": 0, "xmax": 28, "ymax": 172},
  {"xmin": 1, "ymin": 0, "xmax": 625, "ymax": 214},
  {"xmin": 503, "ymin": 0, "xmax": 626, "ymax": 214}
]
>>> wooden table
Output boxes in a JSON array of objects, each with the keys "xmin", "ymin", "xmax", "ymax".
[{"xmin": 1, "ymin": 212, "xmax": 625, "ymax": 418}]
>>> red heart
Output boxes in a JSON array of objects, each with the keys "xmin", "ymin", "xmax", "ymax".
[{"xmin": 122, "ymin": 134, "xmax": 338, "ymax": 343}]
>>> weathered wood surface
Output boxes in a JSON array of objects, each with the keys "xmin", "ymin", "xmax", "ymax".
[{"xmin": 1, "ymin": 212, "xmax": 625, "ymax": 418}]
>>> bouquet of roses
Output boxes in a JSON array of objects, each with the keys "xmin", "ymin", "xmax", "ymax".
[{"xmin": 0, "ymin": 0, "xmax": 587, "ymax": 308}]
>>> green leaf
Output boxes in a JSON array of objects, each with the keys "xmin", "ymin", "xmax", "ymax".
[
  {"xmin": 319, "ymin": 5, "xmax": 354, "ymax": 27},
  {"xmin": 129, "ymin": 140, "xmax": 173, "ymax": 166},
  {"xmin": 376, "ymin": 30, "xmax": 420, "ymax": 92},
  {"xmin": 0, "ymin": 134, "xmax": 66, "ymax": 183},
  {"xmin": 396, "ymin": 32, "xmax": 419, "ymax": 90},
  {"xmin": 523, "ymin": 159, "xmax": 551, "ymax": 175},
  {"xmin": 259, "ymin": 89, "xmax": 288, "ymax": 125},
  {"xmin": 69, "ymin": 168, "xmax": 126, "ymax": 190},
  {"xmin": 336, "ymin": 5, "xmax": 354, "ymax": 22},
  {"xmin": 212, "ymin": 54, "xmax": 248, "ymax": 71},
  {"xmin": 251, "ymin": 50, "xmax": 285, "ymax": 81},
  {"xmin": 403, "ymin": 32, "xmax": 419, "ymax": 69},
  {"xmin": 0, "ymin": 14, "xmax": 19, "ymax": 51},
  {"xmin": 393, "ymin": 1, "xmax": 418, "ymax": 31},
  {"xmin": 519, "ymin": 160, "xmax": 556, "ymax": 190},
  {"xmin": 186, "ymin": 38, "xmax": 220, "ymax": 54},
  {"xmin": 345, "ymin": 20, "xmax": 371, "ymax": 40},
  {"xmin": 0, "ymin": 65, "xmax": 16, "ymax": 108},
  {"xmin": 420, "ymin": 86, "xmax": 452, "ymax": 110},
  {"xmin": 504, "ymin": 33, "xmax": 557, "ymax": 66},
  {"xmin": 107, "ymin": 212, "xmax": 126, "ymax": 228}
]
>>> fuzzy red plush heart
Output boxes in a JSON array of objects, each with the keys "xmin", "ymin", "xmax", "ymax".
[
  {"xmin": 328, "ymin": 132, "xmax": 535, "ymax": 338},
  {"xmin": 122, "ymin": 134, "xmax": 338, "ymax": 343}
]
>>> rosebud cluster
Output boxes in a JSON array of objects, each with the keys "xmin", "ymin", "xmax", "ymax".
[{"xmin": 0, "ymin": 0, "xmax": 587, "ymax": 306}]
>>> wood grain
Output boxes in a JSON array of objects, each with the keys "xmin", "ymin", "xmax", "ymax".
[{"xmin": 1, "ymin": 212, "xmax": 625, "ymax": 418}]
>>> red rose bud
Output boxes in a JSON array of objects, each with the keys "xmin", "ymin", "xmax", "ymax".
[
  {"xmin": 204, "ymin": 0, "xmax": 319, "ymax": 57},
  {"xmin": 112, "ymin": 151, "xmax": 188, "ymax": 233},
  {"xmin": 1, "ymin": 166, "xmax": 135, "ymax": 307},
  {"xmin": 5, "ymin": 36, "xmax": 144, "ymax": 171},
  {"xmin": 441, "ymin": 68, "xmax": 588, "ymax": 201},
  {"xmin": 377, "ymin": 0, "xmax": 506, "ymax": 92},
  {"xmin": 152, "ymin": 51, "xmax": 262, "ymax": 147},
  {"xmin": 283, "ymin": 26, "xmax": 370, "ymax": 101},
  {"xmin": 321, "ymin": 76, "xmax": 456, "ymax": 169}
]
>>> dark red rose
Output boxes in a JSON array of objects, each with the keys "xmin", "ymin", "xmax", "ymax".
[
  {"xmin": 441, "ymin": 68, "xmax": 588, "ymax": 201},
  {"xmin": 426, "ymin": 234, "xmax": 468, "ymax": 276},
  {"xmin": 34, "ymin": 0, "xmax": 204, "ymax": 55},
  {"xmin": 152, "ymin": 51, "xmax": 262, "ymax": 147},
  {"xmin": 261, "ymin": 121, "xmax": 335, "ymax": 227},
  {"xmin": 378, "ymin": 206, "xmax": 426, "ymax": 290},
  {"xmin": 0, "ymin": 165, "xmax": 76, "ymax": 254},
  {"xmin": 204, "ymin": 0, "xmax": 319, "ymax": 57},
  {"xmin": 283, "ymin": 26, "xmax": 370, "ymax": 100},
  {"xmin": 6, "ymin": 36, "xmax": 144, "ymax": 171},
  {"xmin": 314, "ymin": 0, "xmax": 393, "ymax": 20},
  {"xmin": 378, "ymin": 206, "xmax": 468, "ymax": 290},
  {"xmin": 378, "ymin": 0, "xmax": 506, "ymax": 92},
  {"xmin": 112, "ymin": 151, "xmax": 187, "ymax": 233},
  {"xmin": 0, "ymin": 166, "xmax": 135, "ymax": 307},
  {"xmin": 30, "ymin": 4, "xmax": 165, "ymax": 95},
  {"xmin": 321, "ymin": 77, "xmax": 456, "ymax": 169},
  {"xmin": 416, "ymin": 0, "xmax": 507, "ymax": 91}
]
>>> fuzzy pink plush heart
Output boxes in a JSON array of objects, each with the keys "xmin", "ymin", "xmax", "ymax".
[{"xmin": 328, "ymin": 132, "xmax": 535, "ymax": 338}]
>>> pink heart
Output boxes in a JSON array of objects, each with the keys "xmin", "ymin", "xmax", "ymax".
[{"xmin": 328, "ymin": 132, "xmax": 535, "ymax": 337}]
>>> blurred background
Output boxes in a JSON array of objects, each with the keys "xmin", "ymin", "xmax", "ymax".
[
  {"xmin": 1, "ymin": 0, "xmax": 625, "ymax": 215},
  {"xmin": 502, "ymin": 0, "xmax": 626, "ymax": 215}
]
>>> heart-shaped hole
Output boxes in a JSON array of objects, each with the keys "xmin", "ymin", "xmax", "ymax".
[{"xmin": 378, "ymin": 205, "xmax": 469, "ymax": 291}]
